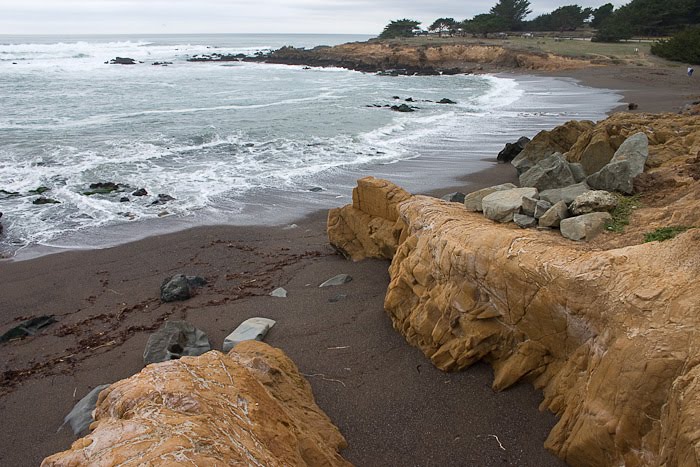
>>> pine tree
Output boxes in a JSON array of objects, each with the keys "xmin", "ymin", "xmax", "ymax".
[{"xmin": 490, "ymin": 0, "xmax": 532, "ymax": 30}]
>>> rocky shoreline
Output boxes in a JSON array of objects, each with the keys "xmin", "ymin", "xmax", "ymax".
[
  {"xmin": 35, "ymin": 110, "xmax": 700, "ymax": 466},
  {"xmin": 327, "ymin": 109, "xmax": 700, "ymax": 465},
  {"xmin": 3, "ymin": 39, "xmax": 700, "ymax": 466},
  {"xmin": 241, "ymin": 40, "xmax": 595, "ymax": 75}
]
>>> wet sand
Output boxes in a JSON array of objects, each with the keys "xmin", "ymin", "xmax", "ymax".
[
  {"xmin": 0, "ymin": 62, "xmax": 695, "ymax": 466},
  {"xmin": 540, "ymin": 62, "xmax": 698, "ymax": 114}
]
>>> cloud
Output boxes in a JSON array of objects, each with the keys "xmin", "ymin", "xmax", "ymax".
[{"xmin": 0, "ymin": 0, "xmax": 627, "ymax": 35}]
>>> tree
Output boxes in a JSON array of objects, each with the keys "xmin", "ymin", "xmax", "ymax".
[
  {"xmin": 526, "ymin": 13, "xmax": 553, "ymax": 31},
  {"xmin": 651, "ymin": 27, "xmax": 700, "ymax": 62},
  {"xmin": 591, "ymin": 3, "xmax": 614, "ymax": 28},
  {"xmin": 549, "ymin": 5, "xmax": 593, "ymax": 31},
  {"xmin": 593, "ymin": 14, "xmax": 634, "ymax": 41},
  {"xmin": 490, "ymin": 0, "xmax": 532, "ymax": 30},
  {"xmin": 379, "ymin": 19, "xmax": 421, "ymax": 39},
  {"xmin": 525, "ymin": 5, "xmax": 592, "ymax": 31},
  {"xmin": 594, "ymin": 0, "xmax": 700, "ymax": 41},
  {"xmin": 429, "ymin": 18, "xmax": 457, "ymax": 37},
  {"xmin": 463, "ymin": 14, "xmax": 510, "ymax": 37}
]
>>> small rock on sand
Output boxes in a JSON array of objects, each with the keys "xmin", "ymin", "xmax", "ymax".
[
  {"xmin": 223, "ymin": 317, "xmax": 276, "ymax": 352},
  {"xmin": 319, "ymin": 274, "xmax": 353, "ymax": 287},
  {"xmin": 270, "ymin": 287, "xmax": 287, "ymax": 298},
  {"xmin": 64, "ymin": 384, "xmax": 111, "ymax": 435}
]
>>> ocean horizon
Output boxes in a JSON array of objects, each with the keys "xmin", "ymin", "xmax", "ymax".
[{"xmin": 0, "ymin": 33, "xmax": 621, "ymax": 259}]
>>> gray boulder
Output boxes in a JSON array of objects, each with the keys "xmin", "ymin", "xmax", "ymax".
[
  {"xmin": 143, "ymin": 320, "xmax": 210, "ymax": 365},
  {"xmin": 587, "ymin": 161, "xmax": 634, "ymax": 194},
  {"xmin": 482, "ymin": 187, "xmax": 538, "ymax": 223},
  {"xmin": 223, "ymin": 317, "xmax": 276, "ymax": 352},
  {"xmin": 539, "ymin": 182, "xmax": 591, "ymax": 205},
  {"xmin": 569, "ymin": 163, "xmax": 587, "ymax": 182},
  {"xmin": 464, "ymin": 183, "xmax": 517, "ymax": 212},
  {"xmin": 569, "ymin": 191, "xmax": 618, "ymax": 215},
  {"xmin": 511, "ymin": 120, "xmax": 594, "ymax": 175},
  {"xmin": 524, "ymin": 198, "xmax": 553, "ymax": 218},
  {"xmin": 511, "ymin": 151, "xmax": 536, "ymax": 176},
  {"xmin": 521, "ymin": 196, "xmax": 538, "ymax": 217},
  {"xmin": 514, "ymin": 214, "xmax": 537, "ymax": 228},
  {"xmin": 519, "ymin": 152, "xmax": 576, "ymax": 191},
  {"xmin": 534, "ymin": 200, "xmax": 553, "ymax": 219},
  {"xmin": 538, "ymin": 201, "xmax": 570, "ymax": 228},
  {"xmin": 560, "ymin": 212, "xmax": 612, "ymax": 241},
  {"xmin": 586, "ymin": 132, "xmax": 648, "ymax": 194},
  {"xmin": 611, "ymin": 132, "xmax": 648, "ymax": 175},
  {"xmin": 160, "ymin": 274, "xmax": 207, "ymax": 302},
  {"xmin": 64, "ymin": 384, "xmax": 111, "ymax": 435}
]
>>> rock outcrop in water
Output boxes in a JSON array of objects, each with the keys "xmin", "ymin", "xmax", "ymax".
[
  {"xmin": 42, "ymin": 341, "xmax": 350, "ymax": 466},
  {"xmin": 246, "ymin": 41, "xmax": 595, "ymax": 74},
  {"xmin": 327, "ymin": 112, "xmax": 700, "ymax": 466}
]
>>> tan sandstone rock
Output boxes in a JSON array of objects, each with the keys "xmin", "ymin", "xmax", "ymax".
[
  {"xmin": 42, "ymin": 341, "xmax": 351, "ymax": 467},
  {"xmin": 565, "ymin": 113, "xmax": 700, "ymax": 171},
  {"xmin": 269, "ymin": 41, "xmax": 596, "ymax": 74},
  {"xmin": 566, "ymin": 127, "xmax": 618, "ymax": 175},
  {"xmin": 328, "ymin": 172, "xmax": 700, "ymax": 466},
  {"xmin": 327, "ymin": 176, "xmax": 410, "ymax": 261}
]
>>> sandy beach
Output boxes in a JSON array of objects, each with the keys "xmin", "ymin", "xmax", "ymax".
[{"xmin": 0, "ymin": 62, "xmax": 695, "ymax": 466}]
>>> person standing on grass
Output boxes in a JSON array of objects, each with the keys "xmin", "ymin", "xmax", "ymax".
[{"xmin": 689, "ymin": 66, "xmax": 695, "ymax": 77}]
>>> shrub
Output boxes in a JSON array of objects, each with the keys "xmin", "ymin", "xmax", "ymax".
[
  {"xmin": 651, "ymin": 27, "xmax": 700, "ymax": 63},
  {"xmin": 643, "ymin": 226, "xmax": 693, "ymax": 242},
  {"xmin": 605, "ymin": 194, "xmax": 641, "ymax": 232}
]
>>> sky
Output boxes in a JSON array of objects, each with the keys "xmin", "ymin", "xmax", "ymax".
[{"xmin": 0, "ymin": 0, "xmax": 625, "ymax": 35}]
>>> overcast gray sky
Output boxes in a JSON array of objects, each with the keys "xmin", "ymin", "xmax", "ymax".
[{"xmin": 0, "ymin": 0, "xmax": 624, "ymax": 35}]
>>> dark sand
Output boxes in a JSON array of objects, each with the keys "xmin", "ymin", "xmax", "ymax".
[
  {"xmin": 540, "ymin": 62, "xmax": 698, "ymax": 114},
  {"xmin": 0, "ymin": 63, "xmax": 695, "ymax": 466}
]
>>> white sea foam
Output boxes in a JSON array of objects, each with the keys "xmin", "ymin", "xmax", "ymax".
[{"xmin": 473, "ymin": 75, "xmax": 523, "ymax": 108}]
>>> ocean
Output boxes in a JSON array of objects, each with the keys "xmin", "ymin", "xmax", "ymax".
[{"xmin": 0, "ymin": 33, "xmax": 621, "ymax": 258}]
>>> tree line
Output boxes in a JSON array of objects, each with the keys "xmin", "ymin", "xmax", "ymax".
[{"xmin": 379, "ymin": 0, "xmax": 700, "ymax": 48}]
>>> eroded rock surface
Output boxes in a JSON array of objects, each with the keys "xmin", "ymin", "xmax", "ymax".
[
  {"xmin": 327, "ymin": 175, "xmax": 700, "ymax": 466},
  {"xmin": 327, "ymin": 176, "xmax": 410, "ymax": 261},
  {"xmin": 248, "ymin": 41, "xmax": 596, "ymax": 75},
  {"xmin": 43, "ymin": 342, "xmax": 350, "ymax": 466}
]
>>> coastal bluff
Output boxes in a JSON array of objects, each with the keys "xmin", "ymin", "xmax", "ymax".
[
  {"xmin": 42, "ymin": 341, "xmax": 350, "ymax": 466},
  {"xmin": 328, "ymin": 114, "xmax": 700, "ymax": 466},
  {"xmin": 249, "ymin": 40, "xmax": 593, "ymax": 74}
]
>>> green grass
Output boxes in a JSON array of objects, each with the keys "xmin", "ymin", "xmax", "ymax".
[
  {"xmin": 643, "ymin": 226, "xmax": 693, "ymax": 243},
  {"xmin": 605, "ymin": 194, "xmax": 642, "ymax": 233},
  {"xmin": 502, "ymin": 37, "xmax": 652, "ymax": 60},
  {"xmin": 391, "ymin": 35, "xmax": 654, "ymax": 62}
]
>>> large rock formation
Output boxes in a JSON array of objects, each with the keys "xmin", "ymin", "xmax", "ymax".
[
  {"xmin": 328, "ymin": 169, "xmax": 700, "ymax": 466},
  {"xmin": 42, "ymin": 342, "xmax": 350, "ymax": 466},
  {"xmin": 247, "ymin": 41, "xmax": 597, "ymax": 75},
  {"xmin": 327, "ymin": 176, "xmax": 410, "ymax": 261},
  {"xmin": 586, "ymin": 132, "xmax": 649, "ymax": 194},
  {"xmin": 512, "ymin": 120, "xmax": 594, "ymax": 175}
]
